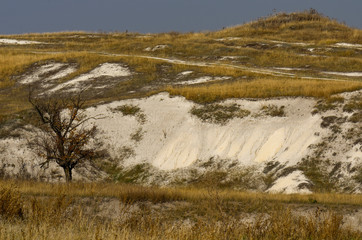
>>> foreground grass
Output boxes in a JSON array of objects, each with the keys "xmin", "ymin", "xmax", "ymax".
[
  {"xmin": 0, "ymin": 180, "xmax": 361, "ymax": 240},
  {"xmin": 1, "ymin": 180, "xmax": 361, "ymax": 207}
]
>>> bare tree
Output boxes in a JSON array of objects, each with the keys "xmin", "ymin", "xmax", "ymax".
[{"xmin": 28, "ymin": 92, "xmax": 98, "ymax": 182}]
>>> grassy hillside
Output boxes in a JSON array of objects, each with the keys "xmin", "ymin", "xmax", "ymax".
[{"xmin": 0, "ymin": 10, "xmax": 361, "ymax": 117}]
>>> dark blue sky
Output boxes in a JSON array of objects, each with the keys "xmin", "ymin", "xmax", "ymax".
[{"xmin": 1, "ymin": 0, "xmax": 361, "ymax": 34}]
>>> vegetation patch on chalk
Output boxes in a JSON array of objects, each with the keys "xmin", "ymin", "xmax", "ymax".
[
  {"xmin": 111, "ymin": 104, "xmax": 147, "ymax": 124},
  {"xmin": 260, "ymin": 104, "xmax": 286, "ymax": 117},
  {"xmin": 190, "ymin": 103, "xmax": 250, "ymax": 124}
]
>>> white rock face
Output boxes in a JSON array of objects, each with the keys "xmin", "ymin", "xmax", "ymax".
[
  {"xmin": 2, "ymin": 92, "xmax": 360, "ymax": 192},
  {"xmin": 49, "ymin": 63, "xmax": 131, "ymax": 92},
  {"xmin": 0, "ymin": 38, "xmax": 44, "ymax": 45},
  {"xmin": 144, "ymin": 45, "xmax": 168, "ymax": 51},
  {"xmin": 322, "ymin": 71, "xmax": 362, "ymax": 77},
  {"xmin": 334, "ymin": 42, "xmax": 362, "ymax": 49},
  {"xmin": 176, "ymin": 76, "xmax": 231, "ymax": 85},
  {"xmin": 48, "ymin": 66, "xmax": 77, "ymax": 80},
  {"xmin": 20, "ymin": 63, "xmax": 67, "ymax": 84},
  {"xmin": 87, "ymin": 93, "xmax": 321, "ymax": 172}
]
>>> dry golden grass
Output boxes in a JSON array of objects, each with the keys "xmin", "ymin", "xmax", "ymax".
[
  {"xmin": 0, "ymin": 181, "xmax": 361, "ymax": 239},
  {"xmin": 1, "ymin": 180, "xmax": 361, "ymax": 206},
  {"xmin": 0, "ymin": 210, "xmax": 359, "ymax": 240},
  {"xmin": 0, "ymin": 49, "xmax": 51, "ymax": 88},
  {"xmin": 167, "ymin": 79, "xmax": 362, "ymax": 103},
  {"xmin": 252, "ymin": 50, "xmax": 362, "ymax": 72}
]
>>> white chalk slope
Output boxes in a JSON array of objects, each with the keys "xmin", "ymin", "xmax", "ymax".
[
  {"xmin": 1, "ymin": 92, "xmax": 361, "ymax": 193},
  {"xmin": 20, "ymin": 63, "xmax": 72, "ymax": 84},
  {"xmin": 4, "ymin": 60, "xmax": 361, "ymax": 192},
  {"xmin": 89, "ymin": 94, "xmax": 319, "ymax": 169},
  {"xmin": 84, "ymin": 93, "xmax": 329, "ymax": 193},
  {"xmin": 0, "ymin": 38, "xmax": 44, "ymax": 45},
  {"xmin": 49, "ymin": 63, "xmax": 131, "ymax": 92}
]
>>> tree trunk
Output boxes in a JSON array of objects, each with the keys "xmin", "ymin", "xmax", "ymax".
[{"xmin": 63, "ymin": 166, "xmax": 72, "ymax": 182}]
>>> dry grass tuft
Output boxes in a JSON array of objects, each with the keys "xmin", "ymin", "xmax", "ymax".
[{"xmin": 0, "ymin": 186, "xmax": 24, "ymax": 219}]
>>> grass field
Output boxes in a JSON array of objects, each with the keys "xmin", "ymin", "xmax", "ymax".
[{"xmin": 0, "ymin": 180, "xmax": 361, "ymax": 239}]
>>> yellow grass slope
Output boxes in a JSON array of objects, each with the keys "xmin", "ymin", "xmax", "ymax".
[{"xmin": 167, "ymin": 79, "xmax": 362, "ymax": 103}]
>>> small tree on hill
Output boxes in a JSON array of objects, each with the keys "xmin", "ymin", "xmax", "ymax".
[{"xmin": 28, "ymin": 92, "xmax": 98, "ymax": 182}]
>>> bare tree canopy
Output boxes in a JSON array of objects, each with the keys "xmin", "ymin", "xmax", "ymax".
[{"xmin": 28, "ymin": 92, "xmax": 98, "ymax": 182}]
